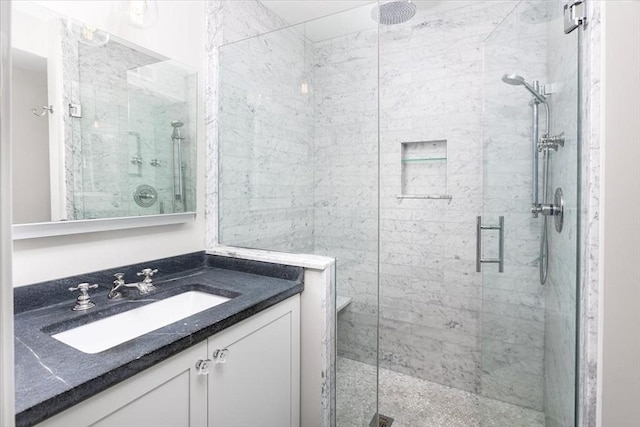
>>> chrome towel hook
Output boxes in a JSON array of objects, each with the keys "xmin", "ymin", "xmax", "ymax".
[{"xmin": 31, "ymin": 105, "xmax": 54, "ymax": 117}]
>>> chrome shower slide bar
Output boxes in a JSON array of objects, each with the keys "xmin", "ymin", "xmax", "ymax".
[{"xmin": 476, "ymin": 216, "xmax": 504, "ymax": 273}]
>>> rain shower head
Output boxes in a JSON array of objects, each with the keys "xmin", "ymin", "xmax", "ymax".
[
  {"xmin": 502, "ymin": 73, "xmax": 547, "ymax": 104},
  {"xmin": 371, "ymin": 0, "xmax": 417, "ymax": 25}
]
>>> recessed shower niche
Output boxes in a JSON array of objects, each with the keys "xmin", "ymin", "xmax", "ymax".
[{"xmin": 400, "ymin": 139, "xmax": 449, "ymax": 198}]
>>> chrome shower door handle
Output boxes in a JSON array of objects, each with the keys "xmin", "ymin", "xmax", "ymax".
[
  {"xmin": 476, "ymin": 216, "xmax": 482, "ymax": 272},
  {"xmin": 476, "ymin": 216, "xmax": 505, "ymax": 273},
  {"xmin": 498, "ymin": 216, "xmax": 504, "ymax": 272}
]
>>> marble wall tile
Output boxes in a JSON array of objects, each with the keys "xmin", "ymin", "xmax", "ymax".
[
  {"xmin": 314, "ymin": 1, "xmax": 551, "ymax": 408},
  {"xmin": 578, "ymin": 2, "xmax": 602, "ymax": 426},
  {"xmin": 215, "ymin": 2, "xmax": 316, "ymax": 253}
]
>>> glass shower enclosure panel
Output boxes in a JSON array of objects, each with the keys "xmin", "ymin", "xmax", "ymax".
[
  {"xmin": 375, "ymin": 0, "xmax": 579, "ymax": 425},
  {"xmin": 217, "ymin": 12, "xmax": 380, "ymax": 427},
  {"xmin": 481, "ymin": 1, "xmax": 579, "ymax": 426}
]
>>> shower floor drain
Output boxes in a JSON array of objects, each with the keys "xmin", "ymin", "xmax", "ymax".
[{"xmin": 369, "ymin": 413, "xmax": 394, "ymax": 427}]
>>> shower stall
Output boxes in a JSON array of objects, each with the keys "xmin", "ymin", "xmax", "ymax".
[{"xmin": 217, "ymin": 0, "xmax": 581, "ymax": 426}]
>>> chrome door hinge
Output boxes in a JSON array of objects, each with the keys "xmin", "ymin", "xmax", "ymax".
[
  {"xmin": 68, "ymin": 103, "xmax": 82, "ymax": 118},
  {"xmin": 564, "ymin": 0, "xmax": 586, "ymax": 34}
]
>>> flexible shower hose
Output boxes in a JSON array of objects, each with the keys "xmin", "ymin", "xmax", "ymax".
[{"xmin": 539, "ymin": 148, "xmax": 550, "ymax": 284}]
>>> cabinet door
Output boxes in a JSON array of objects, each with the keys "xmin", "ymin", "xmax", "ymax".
[
  {"xmin": 208, "ymin": 296, "xmax": 300, "ymax": 427},
  {"xmin": 37, "ymin": 342, "xmax": 208, "ymax": 427}
]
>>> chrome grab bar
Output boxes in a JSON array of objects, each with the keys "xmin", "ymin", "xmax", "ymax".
[{"xmin": 476, "ymin": 216, "xmax": 504, "ymax": 273}]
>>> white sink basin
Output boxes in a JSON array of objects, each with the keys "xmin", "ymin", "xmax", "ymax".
[{"xmin": 52, "ymin": 291, "xmax": 230, "ymax": 354}]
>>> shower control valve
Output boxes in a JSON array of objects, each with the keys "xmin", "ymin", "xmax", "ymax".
[
  {"xmin": 538, "ymin": 134, "xmax": 565, "ymax": 151},
  {"xmin": 539, "ymin": 203, "xmax": 562, "ymax": 217},
  {"xmin": 130, "ymin": 156, "xmax": 143, "ymax": 165},
  {"xmin": 532, "ymin": 202, "xmax": 562, "ymax": 217}
]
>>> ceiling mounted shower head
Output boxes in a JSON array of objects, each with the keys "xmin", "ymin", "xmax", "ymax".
[{"xmin": 371, "ymin": 0, "xmax": 417, "ymax": 25}]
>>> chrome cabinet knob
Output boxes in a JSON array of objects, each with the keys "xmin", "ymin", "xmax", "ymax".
[
  {"xmin": 196, "ymin": 359, "xmax": 212, "ymax": 375},
  {"xmin": 212, "ymin": 349, "xmax": 229, "ymax": 364}
]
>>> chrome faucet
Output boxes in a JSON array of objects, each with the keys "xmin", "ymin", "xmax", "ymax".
[{"xmin": 108, "ymin": 268, "xmax": 158, "ymax": 299}]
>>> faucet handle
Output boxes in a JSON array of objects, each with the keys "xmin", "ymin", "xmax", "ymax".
[
  {"xmin": 68, "ymin": 283, "xmax": 98, "ymax": 292},
  {"xmin": 137, "ymin": 268, "xmax": 158, "ymax": 281},
  {"xmin": 113, "ymin": 272, "xmax": 125, "ymax": 283},
  {"xmin": 68, "ymin": 283, "xmax": 99, "ymax": 311},
  {"xmin": 137, "ymin": 268, "xmax": 158, "ymax": 292}
]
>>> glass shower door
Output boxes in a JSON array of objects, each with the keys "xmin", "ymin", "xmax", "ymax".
[{"xmin": 481, "ymin": 1, "xmax": 579, "ymax": 426}]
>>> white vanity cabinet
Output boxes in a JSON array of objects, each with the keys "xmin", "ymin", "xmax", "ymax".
[
  {"xmin": 36, "ymin": 296, "xmax": 300, "ymax": 427},
  {"xmin": 36, "ymin": 341, "xmax": 209, "ymax": 427},
  {"xmin": 208, "ymin": 295, "xmax": 300, "ymax": 427}
]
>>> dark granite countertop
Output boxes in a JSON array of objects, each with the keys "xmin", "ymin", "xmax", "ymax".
[{"xmin": 14, "ymin": 252, "xmax": 303, "ymax": 427}]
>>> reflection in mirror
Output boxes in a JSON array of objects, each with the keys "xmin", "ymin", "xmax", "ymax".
[
  {"xmin": 12, "ymin": 46, "xmax": 51, "ymax": 224},
  {"xmin": 11, "ymin": 2, "xmax": 197, "ymax": 225}
]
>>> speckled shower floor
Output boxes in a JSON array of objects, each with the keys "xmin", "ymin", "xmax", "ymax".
[{"xmin": 337, "ymin": 357, "xmax": 546, "ymax": 427}]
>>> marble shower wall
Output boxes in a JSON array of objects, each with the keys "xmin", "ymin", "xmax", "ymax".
[
  {"xmin": 374, "ymin": 1, "xmax": 546, "ymax": 410},
  {"xmin": 62, "ymin": 22, "xmax": 196, "ymax": 219},
  {"xmin": 579, "ymin": 2, "xmax": 602, "ymax": 425},
  {"xmin": 216, "ymin": 3, "xmax": 315, "ymax": 253},
  {"xmin": 314, "ymin": 0, "xmax": 549, "ymax": 410}
]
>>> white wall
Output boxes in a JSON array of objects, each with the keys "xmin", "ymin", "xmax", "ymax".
[
  {"xmin": 0, "ymin": 0, "xmax": 15, "ymax": 423},
  {"xmin": 599, "ymin": 1, "xmax": 640, "ymax": 425},
  {"xmin": 12, "ymin": 66, "xmax": 51, "ymax": 224},
  {"xmin": 12, "ymin": 1, "xmax": 206, "ymax": 286}
]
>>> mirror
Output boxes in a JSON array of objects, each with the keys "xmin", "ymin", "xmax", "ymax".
[{"xmin": 11, "ymin": 2, "xmax": 197, "ymax": 231}]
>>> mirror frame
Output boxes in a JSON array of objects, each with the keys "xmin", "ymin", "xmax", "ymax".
[{"xmin": 12, "ymin": 212, "xmax": 195, "ymax": 240}]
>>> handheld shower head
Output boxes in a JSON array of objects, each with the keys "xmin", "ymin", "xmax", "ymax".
[
  {"xmin": 171, "ymin": 120, "xmax": 184, "ymax": 140},
  {"xmin": 501, "ymin": 73, "xmax": 547, "ymax": 104},
  {"xmin": 501, "ymin": 74, "xmax": 526, "ymax": 86}
]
